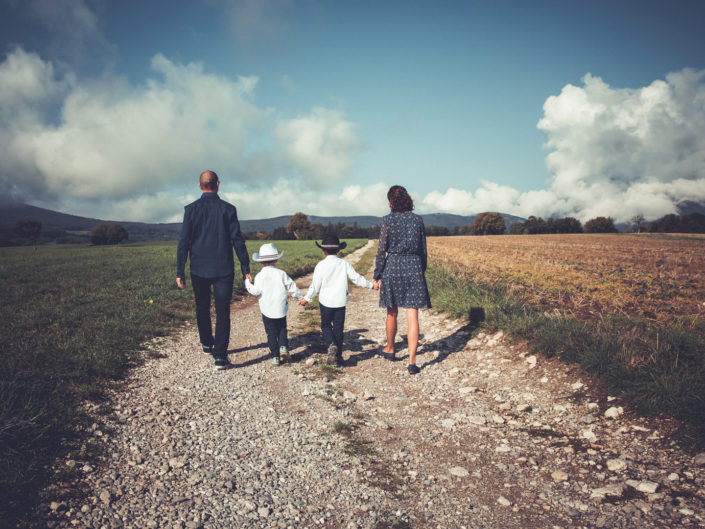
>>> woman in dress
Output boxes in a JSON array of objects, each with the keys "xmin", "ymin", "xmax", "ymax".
[{"xmin": 373, "ymin": 185, "xmax": 431, "ymax": 374}]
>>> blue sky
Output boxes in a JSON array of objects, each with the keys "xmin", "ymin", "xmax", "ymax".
[{"xmin": 1, "ymin": 0, "xmax": 704, "ymax": 223}]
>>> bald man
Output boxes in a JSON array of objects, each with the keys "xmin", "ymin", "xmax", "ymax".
[{"xmin": 176, "ymin": 170, "xmax": 252, "ymax": 370}]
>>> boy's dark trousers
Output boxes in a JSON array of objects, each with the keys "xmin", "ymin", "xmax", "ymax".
[
  {"xmin": 319, "ymin": 304, "xmax": 346, "ymax": 353},
  {"xmin": 262, "ymin": 315, "xmax": 288, "ymax": 358}
]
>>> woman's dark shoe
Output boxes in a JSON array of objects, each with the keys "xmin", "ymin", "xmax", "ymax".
[
  {"xmin": 378, "ymin": 346, "xmax": 396, "ymax": 361},
  {"xmin": 407, "ymin": 364, "xmax": 420, "ymax": 375}
]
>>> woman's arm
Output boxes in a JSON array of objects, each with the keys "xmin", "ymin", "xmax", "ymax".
[
  {"xmin": 373, "ymin": 218, "xmax": 389, "ymax": 280},
  {"xmin": 420, "ymin": 218, "xmax": 428, "ymax": 273}
]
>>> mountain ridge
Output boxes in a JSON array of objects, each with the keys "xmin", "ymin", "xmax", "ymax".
[{"xmin": 0, "ymin": 203, "xmax": 524, "ymax": 244}]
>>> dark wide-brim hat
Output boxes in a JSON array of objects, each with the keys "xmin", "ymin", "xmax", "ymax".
[{"xmin": 315, "ymin": 235, "xmax": 347, "ymax": 251}]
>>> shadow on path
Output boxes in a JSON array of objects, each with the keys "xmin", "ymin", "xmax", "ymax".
[{"xmin": 378, "ymin": 306, "xmax": 485, "ymax": 370}]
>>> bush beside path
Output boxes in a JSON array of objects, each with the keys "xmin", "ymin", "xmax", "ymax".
[{"xmin": 40, "ymin": 241, "xmax": 705, "ymax": 528}]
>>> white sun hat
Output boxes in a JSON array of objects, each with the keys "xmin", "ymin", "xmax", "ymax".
[{"xmin": 253, "ymin": 242, "xmax": 284, "ymax": 262}]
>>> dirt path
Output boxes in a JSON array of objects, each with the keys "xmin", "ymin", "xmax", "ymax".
[{"xmin": 42, "ymin": 241, "xmax": 705, "ymax": 528}]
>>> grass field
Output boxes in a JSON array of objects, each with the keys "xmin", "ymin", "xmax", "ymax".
[
  {"xmin": 426, "ymin": 233, "xmax": 705, "ymax": 441},
  {"xmin": 0, "ymin": 238, "xmax": 366, "ymax": 525}
]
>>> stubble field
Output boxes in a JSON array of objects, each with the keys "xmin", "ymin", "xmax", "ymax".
[{"xmin": 428, "ymin": 233, "xmax": 705, "ymax": 327}]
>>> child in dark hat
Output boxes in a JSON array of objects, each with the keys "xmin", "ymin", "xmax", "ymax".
[{"xmin": 299, "ymin": 235, "xmax": 378, "ymax": 366}]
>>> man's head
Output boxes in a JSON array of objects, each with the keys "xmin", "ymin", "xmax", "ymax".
[{"xmin": 199, "ymin": 170, "xmax": 220, "ymax": 192}]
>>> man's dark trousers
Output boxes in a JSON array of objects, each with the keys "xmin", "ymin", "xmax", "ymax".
[{"xmin": 192, "ymin": 274, "xmax": 234, "ymax": 356}]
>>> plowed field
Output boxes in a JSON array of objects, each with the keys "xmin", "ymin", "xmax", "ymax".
[{"xmin": 428, "ymin": 233, "xmax": 705, "ymax": 326}]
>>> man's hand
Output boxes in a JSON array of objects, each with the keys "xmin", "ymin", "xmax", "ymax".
[
  {"xmin": 298, "ymin": 299, "xmax": 308, "ymax": 306},
  {"xmin": 176, "ymin": 277, "xmax": 185, "ymax": 289},
  {"xmin": 245, "ymin": 274, "xmax": 253, "ymax": 282}
]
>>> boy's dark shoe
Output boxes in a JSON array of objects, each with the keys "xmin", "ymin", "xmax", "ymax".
[
  {"xmin": 326, "ymin": 344, "xmax": 340, "ymax": 366},
  {"xmin": 214, "ymin": 356, "xmax": 232, "ymax": 370}
]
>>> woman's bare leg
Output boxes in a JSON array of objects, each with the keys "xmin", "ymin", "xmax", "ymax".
[
  {"xmin": 383, "ymin": 306, "xmax": 398, "ymax": 354},
  {"xmin": 406, "ymin": 308, "xmax": 419, "ymax": 365}
]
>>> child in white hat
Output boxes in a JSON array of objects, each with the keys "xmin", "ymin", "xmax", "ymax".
[{"xmin": 245, "ymin": 243, "xmax": 303, "ymax": 365}]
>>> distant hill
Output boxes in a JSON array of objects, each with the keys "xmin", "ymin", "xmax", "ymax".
[
  {"xmin": 677, "ymin": 200, "xmax": 705, "ymax": 216},
  {"xmin": 0, "ymin": 202, "xmax": 526, "ymax": 245}
]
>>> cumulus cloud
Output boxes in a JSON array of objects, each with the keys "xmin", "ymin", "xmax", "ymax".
[
  {"xmin": 222, "ymin": 181, "xmax": 390, "ymax": 220},
  {"xmin": 422, "ymin": 68, "xmax": 705, "ymax": 222},
  {"xmin": 0, "ymin": 48, "xmax": 361, "ymax": 220},
  {"xmin": 537, "ymin": 68, "xmax": 705, "ymax": 221},
  {"xmin": 276, "ymin": 107, "xmax": 359, "ymax": 186}
]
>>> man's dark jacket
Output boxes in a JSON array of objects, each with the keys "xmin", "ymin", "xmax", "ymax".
[{"xmin": 176, "ymin": 193, "xmax": 250, "ymax": 279}]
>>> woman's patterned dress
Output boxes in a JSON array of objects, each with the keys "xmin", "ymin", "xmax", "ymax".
[{"xmin": 373, "ymin": 211, "xmax": 431, "ymax": 309}]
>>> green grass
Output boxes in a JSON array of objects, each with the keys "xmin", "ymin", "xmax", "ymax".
[
  {"xmin": 0, "ymin": 238, "xmax": 366, "ymax": 526},
  {"xmin": 427, "ymin": 263, "xmax": 705, "ymax": 441}
]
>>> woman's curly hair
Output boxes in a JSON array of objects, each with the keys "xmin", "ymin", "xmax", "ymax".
[{"xmin": 387, "ymin": 185, "xmax": 414, "ymax": 213}]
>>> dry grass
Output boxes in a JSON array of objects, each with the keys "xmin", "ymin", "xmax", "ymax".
[{"xmin": 428, "ymin": 233, "xmax": 705, "ymax": 327}]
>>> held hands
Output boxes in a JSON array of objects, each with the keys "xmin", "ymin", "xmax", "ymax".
[
  {"xmin": 245, "ymin": 274, "xmax": 253, "ymax": 282},
  {"xmin": 372, "ymin": 280, "xmax": 381, "ymax": 290},
  {"xmin": 298, "ymin": 299, "xmax": 308, "ymax": 306}
]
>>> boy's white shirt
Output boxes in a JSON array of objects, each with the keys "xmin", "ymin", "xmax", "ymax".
[
  {"xmin": 304, "ymin": 254, "xmax": 372, "ymax": 308},
  {"xmin": 245, "ymin": 266, "xmax": 302, "ymax": 319}
]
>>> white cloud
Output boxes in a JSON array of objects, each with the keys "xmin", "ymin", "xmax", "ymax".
[
  {"xmin": 0, "ymin": 48, "xmax": 361, "ymax": 216},
  {"xmin": 422, "ymin": 69, "xmax": 705, "ymax": 222},
  {"xmin": 222, "ymin": 181, "xmax": 390, "ymax": 219},
  {"xmin": 536, "ymin": 69, "xmax": 705, "ymax": 222},
  {"xmin": 276, "ymin": 107, "xmax": 359, "ymax": 186}
]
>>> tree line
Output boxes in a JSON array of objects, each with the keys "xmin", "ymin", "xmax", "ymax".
[
  {"xmin": 8, "ymin": 210, "xmax": 705, "ymax": 247},
  {"xmin": 247, "ymin": 211, "xmax": 705, "ymax": 241}
]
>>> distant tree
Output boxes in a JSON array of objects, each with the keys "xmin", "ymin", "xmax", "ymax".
[
  {"xmin": 508, "ymin": 221, "xmax": 524, "ymax": 235},
  {"xmin": 14, "ymin": 220, "xmax": 42, "ymax": 249},
  {"xmin": 584, "ymin": 216, "xmax": 618, "ymax": 233},
  {"xmin": 426, "ymin": 225, "xmax": 450, "ymax": 236},
  {"xmin": 311, "ymin": 223, "xmax": 324, "ymax": 240},
  {"xmin": 271, "ymin": 226, "xmax": 294, "ymax": 240},
  {"xmin": 287, "ymin": 212, "xmax": 314, "ymax": 240},
  {"xmin": 545, "ymin": 218, "xmax": 557, "ymax": 234},
  {"xmin": 470, "ymin": 212, "xmax": 506, "ymax": 235},
  {"xmin": 554, "ymin": 217, "xmax": 583, "ymax": 234},
  {"xmin": 106, "ymin": 224, "xmax": 129, "ymax": 244},
  {"xmin": 524, "ymin": 216, "xmax": 549, "ymax": 234},
  {"xmin": 648, "ymin": 213, "xmax": 679, "ymax": 233},
  {"xmin": 90, "ymin": 223, "xmax": 110, "ymax": 245},
  {"xmin": 629, "ymin": 214, "xmax": 645, "ymax": 233},
  {"xmin": 451, "ymin": 225, "xmax": 473, "ymax": 235},
  {"xmin": 677, "ymin": 212, "xmax": 705, "ymax": 233}
]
